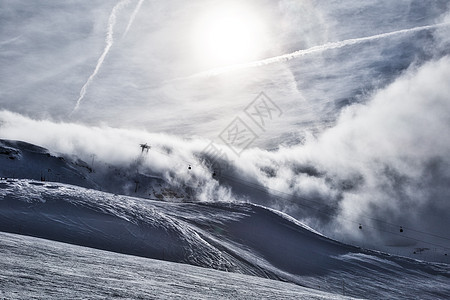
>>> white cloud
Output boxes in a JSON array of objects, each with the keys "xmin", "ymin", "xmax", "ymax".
[{"xmin": 1, "ymin": 55, "xmax": 450, "ymax": 249}]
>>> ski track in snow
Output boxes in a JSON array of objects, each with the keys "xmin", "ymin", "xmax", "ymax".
[{"xmin": 71, "ymin": 0, "xmax": 130, "ymax": 115}]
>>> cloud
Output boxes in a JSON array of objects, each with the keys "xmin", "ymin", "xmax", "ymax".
[
  {"xmin": 1, "ymin": 54, "xmax": 450, "ymax": 252},
  {"xmin": 1, "ymin": 0, "xmax": 447, "ymax": 145},
  {"xmin": 0, "ymin": 109, "xmax": 236, "ymax": 202},
  {"xmin": 2, "ymin": 51, "xmax": 450, "ymax": 251},
  {"xmin": 172, "ymin": 54, "xmax": 450, "ymax": 249},
  {"xmin": 239, "ymin": 55, "xmax": 450, "ymax": 249}
]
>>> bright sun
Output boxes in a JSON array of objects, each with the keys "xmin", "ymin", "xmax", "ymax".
[{"xmin": 192, "ymin": 4, "xmax": 265, "ymax": 68}]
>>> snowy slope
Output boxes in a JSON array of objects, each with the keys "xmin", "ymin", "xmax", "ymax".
[
  {"xmin": 0, "ymin": 178, "xmax": 449, "ymax": 299},
  {"xmin": 0, "ymin": 139, "xmax": 185, "ymax": 201},
  {"xmin": 0, "ymin": 231, "xmax": 354, "ymax": 300},
  {"xmin": 0, "ymin": 139, "xmax": 96, "ymax": 188}
]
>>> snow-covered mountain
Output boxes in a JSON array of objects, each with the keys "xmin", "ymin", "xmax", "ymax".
[
  {"xmin": 0, "ymin": 139, "xmax": 189, "ymax": 201},
  {"xmin": 1, "ymin": 140, "xmax": 449, "ymax": 299}
]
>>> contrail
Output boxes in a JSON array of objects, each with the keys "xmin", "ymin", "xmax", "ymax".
[
  {"xmin": 175, "ymin": 22, "xmax": 450, "ymax": 81},
  {"xmin": 123, "ymin": 0, "xmax": 145, "ymax": 38},
  {"xmin": 71, "ymin": 0, "xmax": 130, "ymax": 115},
  {"xmin": 0, "ymin": 35, "xmax": 22, "ymax": 48}
]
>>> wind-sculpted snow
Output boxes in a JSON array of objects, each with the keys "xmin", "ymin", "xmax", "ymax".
[
  {"xmin": 0, "ymin": 179, "xmax": 449, "ymax": 299},
  {"xmin": 0, "ymin": 179, "xmax": 235, "ymax": 271},
  {"xmin": 0, "ymin": 232, "xmax": 353, "ymax": 300}
]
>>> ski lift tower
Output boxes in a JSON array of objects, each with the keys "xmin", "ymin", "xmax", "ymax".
[{"xmin": 140, "ymin": 143, "xmax": 151, "ymax": 153}]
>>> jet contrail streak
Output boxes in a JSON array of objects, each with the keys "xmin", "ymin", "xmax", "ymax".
[
  {"xmin": 0, "ymin": 35, "xmax": 22, "ymax": 48},
  {"xmin": 175, "ymin": 22, "xmax": 450, "ymax": 81},
  {"xmin": 71, "ymin": 0, "xmax": 129, "ymax": 115},
  {"xmin": 123, "ymin": 0, "xmax": 145, "ymax": 38}
]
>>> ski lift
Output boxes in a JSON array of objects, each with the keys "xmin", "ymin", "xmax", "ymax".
[
  {"xmin": 400, "ymin": 226, "xmax": 404, "ymax": 233},
  {"xmin": 358, "ymin": 224, "xmax": 362, "ymax": 230},
  {"xmin": 139, "ymin": 143, "xmax": 151, "ymax": 153},
  {"xmin": 188, "ymin": 165, "xmax": 192, "ymax": 170}
]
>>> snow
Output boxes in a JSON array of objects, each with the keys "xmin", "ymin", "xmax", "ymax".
[
  {"xmin": 0, "ymin": 178, "xmax": 449, "ymax": 299},
  {"xmin": 0, "ymin": 232, "xmax": 353, "ymax": 299}
]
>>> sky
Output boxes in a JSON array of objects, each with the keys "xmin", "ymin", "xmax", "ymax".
[{"xmin": 1, "ymin": 0, "xmax": 450, "ymax": 255}]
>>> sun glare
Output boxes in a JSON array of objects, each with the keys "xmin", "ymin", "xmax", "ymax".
[{"xmin": 192, "ymin": 4, "xmax": 265, "ymax": 68}]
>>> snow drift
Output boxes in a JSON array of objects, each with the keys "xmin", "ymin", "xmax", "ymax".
[
  {"xmin": 0, "ymin": 177, "xmax": 449, "ymax": 299},
  {"xmin": 0, "ymin": 231, "xmax": 352, "ymax": 299}
]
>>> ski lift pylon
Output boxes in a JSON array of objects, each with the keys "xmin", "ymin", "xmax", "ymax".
[{"xmin": 139, "ymin": 143, "xmax": 151, "ymax": 153}]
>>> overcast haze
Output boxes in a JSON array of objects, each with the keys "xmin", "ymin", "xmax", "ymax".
[{"xmin": 1, "ymin": 0, "xmax": 450, "ymax": 255}]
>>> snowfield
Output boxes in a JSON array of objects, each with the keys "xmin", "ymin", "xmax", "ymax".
[
  {"xmin": 0, "ymin": 231, "xmax": 353, "ymax": 300},
  {"xmin": 0, "ymin": 178, "xmax": 449, "ymax": 299}
]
